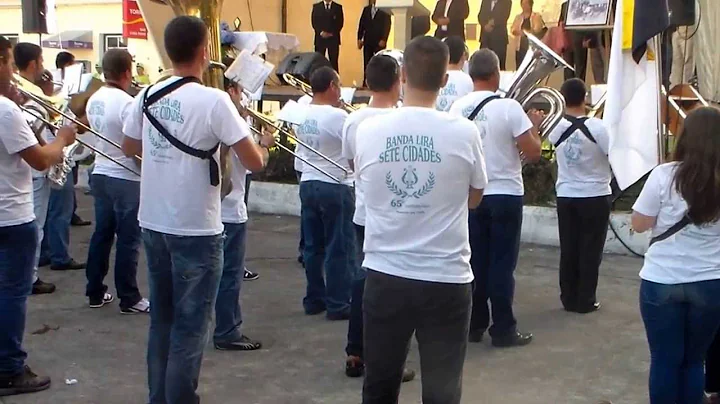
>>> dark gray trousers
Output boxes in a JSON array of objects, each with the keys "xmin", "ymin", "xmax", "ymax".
[{"xmin": 362, "ymin": 269, "xmax": 472, "ymax": 404}]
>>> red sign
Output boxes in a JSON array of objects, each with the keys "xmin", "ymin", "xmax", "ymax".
[{"xmin": 123, "ymin": 0, "xmax": 147, "ymax": 39}]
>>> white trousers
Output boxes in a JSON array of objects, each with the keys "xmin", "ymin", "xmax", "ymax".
[{"xmin": 670, "ymin": 30, "xmax": 695, "ymax": 88}]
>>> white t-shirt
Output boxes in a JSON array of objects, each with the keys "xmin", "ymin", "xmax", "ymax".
[
  {"xmin": 295, "ymin": 104, "xmax": 351, "ymax": 185},
  {"xmin": 298, "ymin": 95, "xmax": 312, "ymax": 106},
  {"xmin": 0, "ymin": 97, "xmax": 38, "ymax": 227},
  {"xmin": 86, "ymin": 87, "xmax": 140, "ymax": 182},
  {"xmin": 449, "ymin": 91, "xmax": 533, "ymax": 196},
  {"xmin": 633, "ymin": 162, "xmax": 720, "ymax": 284},
  {"xmin": 356, "ymin": 107, "xmax": 487, "ymax": 284},
  {"xmin": 220, "ymin": 151, "xmax": 248, "ymax": 224},
  {"xmin": 123, "ymin": 77, "xmax": 249, "ymax": 236},
  {"xmin": 435, "ymin": 70, "xmax": 473, "ymax": 112},
  {"xmin": 341, "ymin": 107, "xmax": 395, "ymax": 226},
  {"xmin": 22, "ymin": 100, "xmax": 52, "ymax": 178},
  {"xmin": 548, "ymin": 116, "xmax": 611, "ymax": 198}
]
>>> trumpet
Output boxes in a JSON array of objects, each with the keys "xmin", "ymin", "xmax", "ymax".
[
  {"xmin": 282, "ymin": 73, "xmax": 358, "ymax": 113},
  {"xmin": 244, "ymin": 108, "xmax": 350, "ymax": 184}
]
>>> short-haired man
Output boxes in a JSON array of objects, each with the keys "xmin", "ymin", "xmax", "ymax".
[
  {"xmin": 13, "ymin": 43, "xmax": 60, "ymax": 294},
  {"xmin": 436, "ymin": 36, "xmax": 473, "ymax": 111},
  {"xmin": 0, "ymin": 35, "xmax": 76, "ymax": 396},
  {"xmin": 55, "ymin": 51, "xmax": 75, "ymax": 71},
  {"xmin": 84, "ymin": 49, "xmax": 149, "ymax": 313},
  {"xmin": 340, "ymin": 54, "xmax": 414, "ymax": 382},
  {"xmin": 121, "ymin": 16, "xmax": 270, "ymax": 403},
  {"xmin": 210, "ymin": 68, "xmax": 268, "ymax": 352},
  {"xmin": 17, "ymin": 45, "xmax": 85, "ymax": 273},
  {"xmin": 549, "ymin": 78, "xmax": 610, "ymax": 314},
  {"xmin": 356, "ymin": 36, "xmax": 487, "ymax": 403},
  {"xmin": 296, "ymin": 66, "xmax": 355, "ymax": 320},
  {"xmin": 449, "ymin": 48, "xmax": 542, "ymax": 348}
]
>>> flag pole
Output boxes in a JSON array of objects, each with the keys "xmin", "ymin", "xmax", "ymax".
[{"xmin": 653, "ymin": 35, "xmax": 666, "ymax": 164}]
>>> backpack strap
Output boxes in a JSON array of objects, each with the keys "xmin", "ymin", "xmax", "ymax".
[
  {"xmin": 467, "ymin": 95, "xmax": 501, "ymax": 121},
  {"xmin": 142, "ymin": 77, "xmax": 222, "ymax": 187},
  {"xmin": 649, "ymin": 216, "xmax": 692, "ymax": 247},
  {"xmin": 554, "ymin": 115, "xmax": 596, "ymax": 147}
]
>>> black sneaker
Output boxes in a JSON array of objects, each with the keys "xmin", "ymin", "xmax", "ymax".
[
  {"xmin": 89, "ymin": 293, "xmax": 114, "ymax": 308},
  {"xmin": 31, "ymin": 279, "xmax": 56, "ymax": 295},
  {"xmin": 0, "ymin": 365, "xmax": 51, "ymax": 397},
  {"xmin": 401, "ymin": 368, "xmax": 416, "ymax": 383},
  {"xmin": 214, "ymin": 335, "xmax": 262, "ymax": 351},
  {"xmin": 50, "ymin": 259, "xmax": 85, "ymax": 271},
  {"xmin": 491, "ymin": 331, "xmax": 533, "ymax": 348},
  {"xmin": 345, "ymin": 356, "xmax": 364, "ymax": 378},
  {"xmin": 326, "ymin": 310, "xmax": 350, "ymax": 321},
  {"xmin": 38, "ymin": 257, "xmax": 50, "ymax": 267},
  {"xmin": 243, "ymin": 269, "xmax": 259, "ymax": 281},
  {"xmin": 71, "ymin": 214, "xmax": 91, "ymax": 227},
  {"xmin": 468, "ymin": 329, "xmax": 484, "ymax": 343}
]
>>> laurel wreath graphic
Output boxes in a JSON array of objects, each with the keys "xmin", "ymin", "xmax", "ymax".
[{"xmin": 385, "ymin": 172, "xmax": 435, "ymax": 200}]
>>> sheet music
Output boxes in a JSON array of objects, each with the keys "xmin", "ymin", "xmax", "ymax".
[
  {"xmin": 61, "ymin": 64, "xmax": 84, "ymax": 96},
  {"xmin": 224, "ymin": 49, "xmax": 275, "ymax": 94},
  {"xmin": 340, "ymin": 87, "xmax": 356, "ymax": 105}
]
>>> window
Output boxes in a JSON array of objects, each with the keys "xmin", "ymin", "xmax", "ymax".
[
  {"xmin": 1, "ymin": 35, "xmax": 19, "ymax": 46},
  {"xmin": 103, "ymin": 34, "xmax": 127, "ymax": 52}
]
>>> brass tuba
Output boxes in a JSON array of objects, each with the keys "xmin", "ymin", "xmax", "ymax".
[
  {"xmin": 503, "ymin": 32, "xmax": 573, "ymax": 140},
  {"xmin": 149, "ymin": 0, "xmax": 233, "ymax": 199}
]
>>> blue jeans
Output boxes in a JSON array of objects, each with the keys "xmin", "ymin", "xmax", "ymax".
[
  {"xmin": 346, "ymin": 224, "xmax": 365, "ymax": 357},
  {"xmin": 0, "ymin": 221, "xmax": 37, "ymax": 375},
  {"xmin": 45, "ymin": 176, "xmax": 74, "ymax": 266},
  {"xmin": 640, "ymin": 279, "xmax": 720, "ymax": 404},
  {"xmin": 299, "ymin": 180, "xmax": 355, "ymax": 315},
  {"xmin": 85, "ymin": 175, "xmax": 142, "ymax": 309},
  {"xmin": 214, "ymin": 222, "xmax": 247, "ymax": 343},
  {"xmin": 469, "ymin": 195, "xmax": 523, "ymax": 338},
  {"xmin": 142, "ymin": 229, "xmax": 223, "ymax": 404},
  {"xmin": 31, "ymin": 177, "xmax": 51, "ymax": 283}
]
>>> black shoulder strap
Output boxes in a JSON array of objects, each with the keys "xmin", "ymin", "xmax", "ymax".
[
  {"xmin": 554, "ymin": 115, "xmax": 596, "ymax": 147},
  {"xmin": 142, "ymin": 77, "xmax": 221, "ymax": 187},
  {"xmin": 467, "ymin": 95, "xmax": 501, "ymax": 121},
  {"xmin": 649, "ymin": 216, "xmax": 692, "ymax": 247}
]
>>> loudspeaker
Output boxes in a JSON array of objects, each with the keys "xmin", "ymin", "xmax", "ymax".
[
  {"xmin": 21, "ymin": 0, "xmax": 48, "ymax": 34},
  {"xmin": 668, "ymin": 0, "xmax": 696, "ymax": 27},
  {"xmin": 276, "ymin": 52, "xmax": 331, "ymax": 84}
]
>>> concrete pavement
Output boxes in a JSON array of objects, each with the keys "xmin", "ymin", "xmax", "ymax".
[{"xmin": 3, "ymin": 193, "xmax": 651, "ymax": 404}]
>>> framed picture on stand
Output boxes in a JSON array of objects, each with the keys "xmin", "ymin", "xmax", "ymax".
[{"xmin": 564, "ymin": 0, "xmax": 614, "ymax": 30}]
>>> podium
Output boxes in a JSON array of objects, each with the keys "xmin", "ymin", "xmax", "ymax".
[{"xmin": 377, "ymin": 0, "xmax": 430, "ymax": 50}]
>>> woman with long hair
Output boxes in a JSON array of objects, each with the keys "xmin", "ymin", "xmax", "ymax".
[{"xmin": 632, "ymin": 106, "xmax": 720, "ymax": 403}]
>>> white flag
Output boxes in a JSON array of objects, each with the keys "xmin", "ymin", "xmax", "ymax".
[{"xmin": 603, "ymin": 0, "xmax": 662, "ymax": 191}]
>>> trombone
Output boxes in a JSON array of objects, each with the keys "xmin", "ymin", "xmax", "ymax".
[
  {"xmin": 20, "ymin": 107, "xmax": 141, "ymax": 177},
  {"xmin": 244, "ymin": 108, "xmax": 350, "ymax": 184},
  {"xmin": 282, "ymin": 73, "xmax": 358, "ymax": 113},
  {"xmin": 13, "ymin": 77, "xmax": 142, "ymax": 166}
]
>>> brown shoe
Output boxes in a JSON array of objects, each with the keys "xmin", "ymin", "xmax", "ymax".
[{"xmin": 0, "ymin": 366, "xmax": 51, "ymax": 396}]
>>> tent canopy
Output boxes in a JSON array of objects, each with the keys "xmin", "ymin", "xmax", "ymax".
[{"xmin": 41, "ymin": 30, "xmax": 93, "ymax": 50}]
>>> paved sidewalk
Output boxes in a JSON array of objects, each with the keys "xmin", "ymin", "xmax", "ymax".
[{"xmin": 3, "ymin": 194, "xmax": 651, "ymax": 404}]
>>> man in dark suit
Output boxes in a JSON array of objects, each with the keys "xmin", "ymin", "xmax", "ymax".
[
  {"xmin": 432, "ymin": 0, "xmax": 470, "ymax": 40},
  {"xmin": 559, "ymin": 1, "xmax": 606, "ymax": 83},
  {"xmin": 358, "ymin": 0, "xmax": 392, "ymax": 85},
  {"xmin": 478, "ymin": 0, "xmax": 512, "ymax": 70},
  {"xmin": 312, "ymin": 0, "xmax": 344, "ymax": 71}
]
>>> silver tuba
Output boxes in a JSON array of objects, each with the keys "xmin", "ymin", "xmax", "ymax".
[{"xmin": 503, "ymin": 32, "xmax": 573, "ymax": 140}]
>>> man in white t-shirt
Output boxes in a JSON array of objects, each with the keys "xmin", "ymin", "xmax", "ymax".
[
  {"xmin": 436, "ymin": 35, "xmax": 473, "ymax": 111},
  {"xmin": 340, "ymin": 53, "xmax": 415, "ymax": 383},
  {"xmin": 13, "ymin": 43, "xmax": 60, "ymax": 295},
  {"xmin": 84, "ymin": 49, "xmax": 149, "ymax": 314},
  {"xmin": 547, "ymin": 78, "xmax": 611, "ymax": 314},
  {"xmin": 296, "ymin": 66, "xmax": 356, "ymax": 320},
  {"xmin": 121, "ymin": 16, "xmax": 270, "ymax": 403},
  {"xmin": 449, "ymin": 48, "xmax": 541, "ymax": 348},
  {"xmin": 0, "ymin": 35, "xmax": 77, "ymax": 396},
  {"xmin": 209, "ymin": 66, "xmax": 271, "ymax": 353},
  {"xmin": 356, "ymin": 36, "xmax": 486, "ymax": 403}
]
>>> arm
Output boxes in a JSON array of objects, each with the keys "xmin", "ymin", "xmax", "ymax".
[
  {"xmin": 468, "ymin": 123, "xmax": 487, "ymax": 209},
  {"xmin": 432, "ymin": 1, "xmax": 445, "ymax": 25},
  {"xmin": 336, "ymin": 4, "xmax": 344, "ymax": 35},
  {"xmin": 458, "ymin": 0, "xmax": 470, "ymax": 21},
  {"xmin": 469, "ymin": 188, "xmax": 484, "ymax": 209},
  {"xmin": 18, "ymin": 127, "xmax": 74, "ymax": 171},
  {"xmin": 122, "ymin": 136, "xmax": 142, "ymax": 159},
  {"xmin": 513, "ymin": 105, "xmax": 542, "ymax": 163},
  {"xmin": 230, "ymin": 137, "xmax": 266, "ymax": 173},
  {"xmin": 358, "ymin": 7, "xmax": 367, "ymax": 42},
  {"xmin": 511, "ymin": 15, "xmax": 523, "ymax": 36},
  {"xmin": 631, "ymin": 168, "xmax": 663, "ymax": 233},
  {"xmin": 531, "ymin": 13, "xmax": 546, "ymax": 34},
  {"xmin": 478, "ymin": 1, "xmax": 489, "ymax": 25},
  {"xmin": 498, "ymin": 0, "xmax": 513, "ymax": 26},
  {"xmin": 380, "ymin": 13, "xmax": 392, "ymax": 45},
  {"xmin": 311, "ymin": 4, "xmax": 322, "ymax": 34}
]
